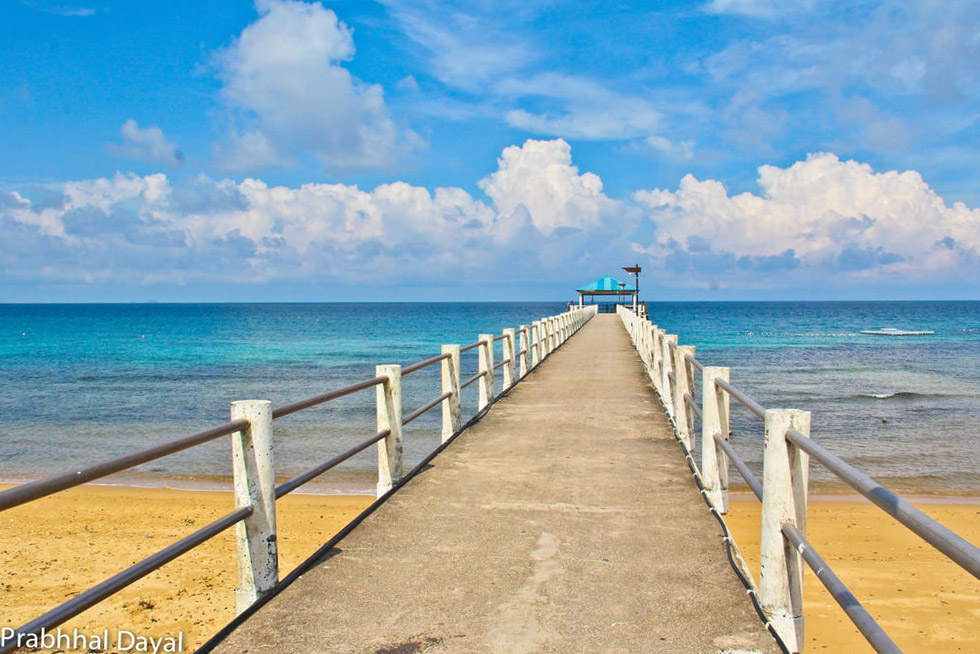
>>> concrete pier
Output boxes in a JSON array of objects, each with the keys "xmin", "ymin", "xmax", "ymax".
[{"xmin": 212, "ymin": 315, "xmax": 779, "ymax": 653}]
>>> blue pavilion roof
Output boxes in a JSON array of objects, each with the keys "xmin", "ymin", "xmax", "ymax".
[{"xmin": 576, "ymin": 275, "xmax": 636, "ymax": 293}]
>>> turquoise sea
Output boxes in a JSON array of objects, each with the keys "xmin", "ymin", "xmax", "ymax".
[{"xmin": 1, "ymin": 301, "xmax": 978, "ymax": 495}]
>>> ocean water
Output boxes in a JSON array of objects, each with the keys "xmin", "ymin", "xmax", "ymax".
[
  {"xmin": 648, "ymin": 301, "xmax": 980, "ymax": 495},
  {"xmin": 1, "ymin": 301, "xmax": 978, "ymax": 495}
]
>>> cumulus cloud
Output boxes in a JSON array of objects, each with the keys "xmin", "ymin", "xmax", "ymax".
[
  {"xmin": 107, "ymin": 119, "xmax": 184, "ymax": 166},
  {"xmin": 633, "ymin": 153, "xmax": 980, "ymax": 282},
  {"xmin": 1, "ymin": 139, "xmax": 625, "ymax": 288},
  {"xmin": 479, "ymin": 139, "xmax": 617, "ymax": 236},
  {"xmin": 212, "ymin": 0, "xmax": 414, "ymax": 172},
  {"xmin": 4, "ymin": 143, "xmax": 980, "ymax": 295}
]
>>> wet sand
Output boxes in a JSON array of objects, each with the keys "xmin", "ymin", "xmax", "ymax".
[
  {"xmin": 2, "ymin": 485, "xmax": 978, "ymax": 653},
  {"xmin": 725, "ymin": 496, "xmax": 980, "ymax": 653}
]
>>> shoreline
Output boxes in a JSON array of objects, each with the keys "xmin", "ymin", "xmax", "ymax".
[{"xmin": 7, "ymin": 473, "xmax": 980, "ymax": 501}]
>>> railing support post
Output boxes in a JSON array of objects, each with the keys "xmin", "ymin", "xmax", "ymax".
[
  {"xmin": 650, "ymin": 325, "xmax": 660, "ymax": 391},
  {"xmin": 478, "ymin": 334, "xmax": 494, "ymax": 410},
  {"xmin": 230, "ymin": 399, "xmax": 278, "ymax": 615},
  {"xmin": 531, "ymin": 321, "xmax": 541, "ymax": 367},
  {"xmin": 760, "ymin": 409, "xmax": 811, "ymax": 653},
  {"xmin": 702, "ymin": 367, "xmax": 731, "ymax": 513},
  {"xmin": 503, "ymin": 328, "xmax": 516, "ymax": 389},
  {"xmin": 440, "ymin": 345, "xmax": 461, "ymax": 443},
  {"xmin": 376, "ymin": 365, "xmax": 403, "ymax": 497},
  {"xmin": 672, "ymin": 344, "xmax": 695, "ymax": 448},
  {"xmin": 519, "ymin": 325, "xmax": 530, "ymax": 378},
  {"xmin": 661, "ymin": 335, "xmax": 677, "ymax": 418}
]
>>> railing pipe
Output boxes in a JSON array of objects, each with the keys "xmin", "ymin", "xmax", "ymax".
[
  {"xmin": 714, "ymin": 433, "xmax": 763, "ymax": 501},
  {"xmin": 786, "ymin": 428, "xmax": 980, "ymax": 580},
  {"xmin": 781, "ymin": 523, "xmax": 902, "ymax": 654},
  {"xmin": 0, "ymin": 419, "xmax": 247, "ymax": 513},
  {"xmin": 461, "ymin": 369, "xmax": 487, "ymax": 389},
  {"xmin": 402, "ymin": 352, "xmax": 450, "ymax": 376},
  {"xmin": 272, "ymin": 376, "xmax": 387, "ymax": 419},
  {"xmin": 714, "ymin": 377, "xmax": 766, "ymax": 420},
  {"xmin": 0, "ymin": 506, "xmax": 252, "ymax": 654},
  {"xmin": 684, "ymin": 393, "xmax": 702, "ymax": 421},
  {"xmin": 403, "ymin": 391, "xmax": 452, "ymax": 426},
  {"xmin": 275, "ymin": 429, "xmax": 389, "ymax": 498}
]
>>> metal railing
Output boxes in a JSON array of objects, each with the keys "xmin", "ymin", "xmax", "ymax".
[
  {"xmin": 0, "ymin": 304, "xmax": 599, "ymax": 653},
  {"xmin": 616, "ymin": 305, "xmax": 980, "ymax": 654}
]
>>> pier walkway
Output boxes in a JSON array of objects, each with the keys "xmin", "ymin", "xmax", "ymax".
[{"xmin": 211, "ymin": 315, "xmax": 779, "ymax": 654}]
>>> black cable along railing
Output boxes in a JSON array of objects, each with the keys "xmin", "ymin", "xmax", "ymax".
[
  {"xmin": 617, "ymin": 304, "xmax": 980, "ymax": 654},
  {"xmin": 0, "ymin": 305, "xmax": 599, "ymax": 654}
]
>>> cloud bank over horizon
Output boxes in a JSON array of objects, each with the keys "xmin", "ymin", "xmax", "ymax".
[{"xmin": 3, "ymin": 139, "xmax": 978, "ymax": 300}]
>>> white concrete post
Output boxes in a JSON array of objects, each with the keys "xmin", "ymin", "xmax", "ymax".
[
  {"xmin": 440, "ymin": 345, "xmax": 461, "ymax": 443},
  {"xmin": 231, "ymin": 399, "xmax": 278, "ymax": 615},
  {"xmin": 760, "ymin": 409, "xmax": 811, "ymax": 653},
  {"xmin": 518, "ymin": 325, "xmax": 530, "ymax": 378},
  {"xmin": 701, "ymin": 367, "xmax": 731, "ymax": 513},
  {"xmin": 661, "ymin": 335, "xmax": 677, "ymax": 418},
  {"xmin": 503, "ymin": 328, "xmax": 516, "ymax": 389},
  {"xmin": 376, "ymin": 365, "xmax": 403, "ymax": 497},
  {"xmin": 478, "ymin": 334, "xmax": 494, "ymax": 410},
  {"xmin": 650, "ymin": 326, "xmax": 661, "ymax": 392},
  {"xmin": 672, "ymin": 345, "xmax": 695, "ymax": 449},
  {"xmin": 531, "ymin": 321, "xmax": 541, "ymax": 367},
  {"xmin": 643, "ymin": 322, "xmax": 653, "ymax": 367}
]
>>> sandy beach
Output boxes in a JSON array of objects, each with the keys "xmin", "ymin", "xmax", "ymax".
[
  {"xmin": 0, "ymin": 484, "xmax": 374, "ymax": 653},
  {"xmin": 2, "ymin": 484, "xmax": 979, "ymax": 653},
  {"xmin": 725, "ymin": 496, "xmax": 980, "ymax": 653}
]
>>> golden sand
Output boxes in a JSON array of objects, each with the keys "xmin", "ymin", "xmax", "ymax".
[
  {"xmin": 2, "ymin": 485, "xmax": 978, "ymax": 653},
  {"xmin": 0, "ymin": 485, "xmax": 373, "ymax": 652},
  {"xmin": 725, "ymin": 496, "xmax": 980, "ymax": 653}
]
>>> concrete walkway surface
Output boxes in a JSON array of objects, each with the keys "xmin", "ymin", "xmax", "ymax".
[{"xmin": 211, "ymin": 314, "xmax": 779, "ymax": 654}]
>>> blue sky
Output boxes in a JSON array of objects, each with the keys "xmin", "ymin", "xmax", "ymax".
[{"xmin": 2, "ymin": 0, "xmax": 979, "ymax": 301}]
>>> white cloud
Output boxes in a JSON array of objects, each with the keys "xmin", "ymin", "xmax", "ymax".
[
  {"xmin": 382, "ymin": 1, "xmax": 535, "ymax": 91},
  {"xmin": 18, "ymin": 2, "xmax": 97, "ymax": 17},
  {"xmin": 2, "ymin": 139, "xmax": 624, "ymax": 286},
  {"xmin": 633, "ymin": 153, "xmax": 980, "ymax": 281},
  {"xmin": 479, "ymin": 139, "xmax": 618, "ymax": 236},
  {"xmin": 108, "ymin": 119, "xmax": 184, "ymax": 166},
  {"xmin": 704, "ymin": 0, "xmax": 819, "ymax": 19},
  {"xmin": 499, "ymin": 74, "xmax": 663, "ymax": 141},
  {"xmin": 644, "ymin": 135, "xmax": 695, "ymax": 160},
  {"xmin": 5, "ymin": 143, "xmax": 980, "ymax": 294},
  {"xmin": 212, "ymin": 0, "xmax": 413, "ymax": 172}
]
